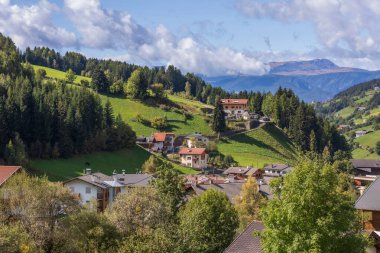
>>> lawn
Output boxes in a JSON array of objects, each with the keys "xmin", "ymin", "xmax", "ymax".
[
  {"xmin": 355, "ymin": 129, "xmax": 380, "ymax": 149},
  {"xmin": 32, "ymin": 65, "xmax": 91, "ymax": 85},
  {"xmin": 99, "ymin": 95, "xmax": 213, "ymax": 136},
  {"xmin": 335, "ymin": 106, "xmax": 355, "ymax": 118},
  {"xmin": 32, "ymin": 64, "xmax": 213, "ymax": 137},
  {"xmin": 217, "ymin": 124, "xmax": 297, "ymax": 168},
  {"xmin": 30, "ymin": 145, "xmax": 197, "ymax": 181},
  {"xmin": 352, "ymin": 148, "xmax": 380, "ymax": 159}
]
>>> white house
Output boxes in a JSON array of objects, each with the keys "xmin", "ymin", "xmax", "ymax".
[
  {"xmin": 179, "ymin": 147, "xmax": 208, "ymax": 169},
  {"xmin": 64, "ymin": 169, "xmax": 152, "ymax": 211},
  {"xmin": 221, "ymin": 99, "xmax": 249, "ymax": 118},
  {"xmin": 355, "ymin": 130, "xmax": 370, "ymax": 138},
  {"xmin": 263, "ymin": 164, "xmax": 292, "ymax": 177},
  {"xmin": 151, "ymin": 132, "xmax": 175, "ymax": 152},
  {"xmin": 184, "ymin": 133, "xmax": 209, "ymax": 148}
]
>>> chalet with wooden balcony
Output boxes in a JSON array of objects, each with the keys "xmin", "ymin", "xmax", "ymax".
[
  {"xmin": 221, "ymin": 99, "xmax": 249, "ymax": 118},
  {"xmin": 64, "ymin": 169, "xmax": 152, "ymax": 212},
  {"xmin": 179, "ymin": 147, "xmax": 208, "ymax": 169},
  {"xmin": 151, "ymin": 132, "xmax": 175, "ymax": 152},
  {"xmin": 355, "ymin": 177, "xmax": 380, "ymax": 252}
]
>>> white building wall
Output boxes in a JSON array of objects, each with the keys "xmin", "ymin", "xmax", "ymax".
[{"xmin": 65, "ymin": 179, "xmax": 99, "ymax": 205}]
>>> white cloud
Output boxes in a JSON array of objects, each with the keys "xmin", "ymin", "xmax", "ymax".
[
  {"xmin": 63, "ymin": 0, "xmax": 268, "ymax": 76},
  {"xmin": 0, "ymin": 0, "xmax": 77, "ymax": 48},
  {"xmin": 236, "ymin": 0, "xmax": 380, "ymax": 70}
]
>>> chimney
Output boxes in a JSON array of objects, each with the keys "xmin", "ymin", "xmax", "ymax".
[
  {"xmin": 85, "ymin": 168, "xmax": 92, "ymax": 175},
  {"xmin": 122, "ymin": 169, "xmax": 125, "ymax": 175}
]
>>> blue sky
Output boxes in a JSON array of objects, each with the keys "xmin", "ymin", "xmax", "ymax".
[{"xmin": 2, "ymin": 0, "xmax": 380, "ymax": 75}]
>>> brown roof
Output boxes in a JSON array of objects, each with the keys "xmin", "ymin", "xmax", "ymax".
[
  {"xmin": 263, "ymin": 164, "xmax": 290, "ymax": 171},
  {"xmin": 152, "ymin": 132, "xmax": 174, "ymax": 142},
  {"xmin": 224, "ymin": 221, "xmax": 263, "ymax": 253},
  {"xmin": 179, "ymin": 147, "xmax": 207, "ymax": 155},
  {"xmin": 221, "ymin": 99, "xmax": 249, "ymax": 105},
  {"xmin": 0, "ymin": 166, "xmax": 21, "ymax": 186}
]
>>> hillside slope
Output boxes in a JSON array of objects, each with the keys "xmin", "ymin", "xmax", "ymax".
[
  {"xmin": 31, "ymin": 65, "xmax": 299, "ymax": 178},
  {"xmin": 317, "ymin": 79, "xmax": 380, "ymax": 159},
  {"xmin": 218, "ymin": 123, "xmax": 297, "ymax": 167}
]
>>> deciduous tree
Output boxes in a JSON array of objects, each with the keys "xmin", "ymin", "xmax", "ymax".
[{"xmin": 261, "ymin": 157, "xmax": 368, "ymax": 253}]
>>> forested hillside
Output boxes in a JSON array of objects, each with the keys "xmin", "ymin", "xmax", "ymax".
[
  {"xmin": 0, "ymin": 35, "xmax": 136, "ymax": 165},
  {"xmin": 315, "ymin": 79, "xmax": 380, "ymax": 158}
]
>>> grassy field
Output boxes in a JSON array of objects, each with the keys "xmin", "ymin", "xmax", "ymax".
[
  {"xmin": 217, "ymin": 124, "xmax": 297, "ymax": 168},
  {"xmin": 30, "ymin": 145, "xmax": 197, "ymax": 181},
  {"xmin": 99, "ymin": 95, "xmax": 213, "ymax": 136},
  {"xmin": 352, "ymin": 148, "xmax": 380, "ymax": 159},
  {"xmin": 32, "ymin": 65, "xmax": 91, "ymax": 85},
  {"xmin": 355, "ymin": 129, "xmax": 380, "ymax": 148},
  {"xmin": 335, "ymin": 106, "xmax": 355, "ymax": 118}
]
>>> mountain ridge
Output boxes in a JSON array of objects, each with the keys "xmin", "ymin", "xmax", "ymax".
[{"xmin": 204, "ymin": 59, "xmax": 380, "ymax": 102}]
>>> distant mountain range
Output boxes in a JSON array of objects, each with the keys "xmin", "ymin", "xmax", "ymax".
[{"xmin": 204, "ymin": 59, "xmax": 380, "ymax": 102}]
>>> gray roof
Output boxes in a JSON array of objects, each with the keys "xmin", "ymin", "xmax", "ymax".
[
  {"xmin": 352, "ymin": 159, "xmax": 380, "ymax": 169},
  {"xmin": 224, "ymin": 221, "xmax": 263, "ymax": 253},
  {"xmin": 65, "ymin": 173, "xmax": 152, "ymax": 189},
  {"xmin": 263, "ymin": 164, "xmax": 290, "ymax": 171},
  {"xmin": 355, "ymin": 177, "xmax": 380, "ymax": 211},
  {"xmin": 192, "ymin": 183, "xmax": 244, "ymax": 203},
  {"xmin": 223, "ymin": 167, "xmax": 258, "ymax": 175}
]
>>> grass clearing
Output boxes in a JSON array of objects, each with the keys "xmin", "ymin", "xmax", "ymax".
[
  {"xmin": 32, "ymin": 65, "xmax": 91, "ymax": 85},
  {"xmin": 217, "ymin": 124, "xmax": 297, "ymax": 168},
  {"xmin": 30, "ymin": 145, "xmax": 197, "ymax": 181},
  {"xmin": 335, "ymin": 106, "xmax": 355, "ymax": 118},
  {"xmin": 352, "ymin": 148, "xmax": 380, "ymax": 159},
  {"xmin": 99, "ymin": 95, "xmax": 213, "ymax": 136},
  {"xmin": 355, "ymin": 129, "xmax": 380, "ymax": 149}
]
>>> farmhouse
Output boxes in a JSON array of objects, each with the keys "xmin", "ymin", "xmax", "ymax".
[
  {"xmin": 151, "ymin": 132, "xmax": 175, "ymax": 152},
  {"xmin": 358, "ymin": 106, "xmax": 367, "ymax": 111},
  {"xmin": 184, "ymin": 132, "xmax": 209, "ymax": 148},
  {"xmin": 179, "ymin": 147, "xmax": 208, "ymax": 169},
  {"xmin": 64, "ymin": 169, "xmax": 152, "ymax": 212},
  {"xmin": 263, "ymin": 164, "xmax": 292, "ymax": 177},
  {"xmin": 223, "ymin": 166, "xmax": 262, "ymax": 180},
  {"xmin": 0, "ymin": 166, "xmax": 22, "ymax": 186},
  {"xmin": 221, "ymin": 99, "xmax": 249, "ymax": 118},
  {"xmin": 352, "ymin": 159, "xmax": 380, "ymax": 176},
  {"xmin": 355, "ymin": 177, "xmax": 380, "ymax": 252},
  {"xmin": 355, "ymin": 130, "xmax": 371, "ymax": 138}
]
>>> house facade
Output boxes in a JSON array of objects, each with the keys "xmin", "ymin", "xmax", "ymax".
[
  {"xmin": 179, "ymin": 147, "xmax": 208, "ymax": 169},
  {"xmin": 355, "ymin": 177, "xmax": 380, "ymax": 253},
  {"xmin": 223, "ymin": 166, "xmax": 262, "ymax": 181},
  {"xmin": 152, "ymin": 132, "xmax": 175, "ymax": 152},
  {"xmin": 184, "ymin": 133, "xmax": 209, "ymax": 148},
  {"xmin": 221, "ymin": 99, "xmax": 249, "ymax": 118},
  {"xmin": 64, "ymin": 170, "xmax": 152, "ymax": 212}
]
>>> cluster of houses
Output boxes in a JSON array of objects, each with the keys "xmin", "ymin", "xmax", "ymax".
[{"xmin": 2, "ymin": 158, "xmax": 380, "ymax": 252}]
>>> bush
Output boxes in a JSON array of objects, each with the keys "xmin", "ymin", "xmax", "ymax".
[
  {"xmin": 80, "ymin": 79, "xmax": 89, "ymax": 87},
  {"xmin": 151, "ymin": 116, "xmax": 168, "ymax": 130}
]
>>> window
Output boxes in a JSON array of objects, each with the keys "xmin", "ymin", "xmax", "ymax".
[
  {"xmin": 85, "ymin": 187, "xmax": 92, "ymax": 194},
  {"xmin": 187, "ymin": 156, "xmax": 192, "ymax": 160},
  {"xmin": 201, "ymin": 154, "xmax": 205, "ymax": 160}
]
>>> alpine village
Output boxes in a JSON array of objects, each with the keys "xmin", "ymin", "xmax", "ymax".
[{"xmin": 1, "ymin": 1, "xmax": 380, "ymax": 253}]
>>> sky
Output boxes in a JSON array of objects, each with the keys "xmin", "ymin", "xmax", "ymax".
[{"xmin": 1, "ymin": 0, "xmax": 380, "ymax": 76}]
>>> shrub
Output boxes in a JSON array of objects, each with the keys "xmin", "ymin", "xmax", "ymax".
[{"xmin": 151, "ymin": 116, "xmax": 168, "ymax": 130}]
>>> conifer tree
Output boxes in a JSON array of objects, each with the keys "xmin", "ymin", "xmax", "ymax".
[{"xmin": 212, "ymin": 99, "xmax": 226, "ymax": 138}]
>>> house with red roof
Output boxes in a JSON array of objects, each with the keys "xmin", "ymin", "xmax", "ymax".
[
  {"xmin": 179, "ymin": 147, "xmax": 208, "ymax": 169},
  {"xmin": 221, "ymin": 99, "xmax": 249, "ymax": 118},
  {"xmin": 0, "ymin": 166, "xmax": 22, "ymax": 186},
  {"xmin": 151, "ymin": 132, "xmax": 175, "ymax": 152}
]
